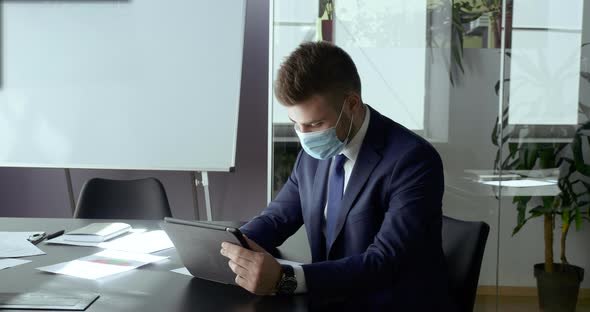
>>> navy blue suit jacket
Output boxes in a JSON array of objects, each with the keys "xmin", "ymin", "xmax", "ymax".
[{"xmin": 241, "ymin": 106, "xmax": 454, "ymax": 310}]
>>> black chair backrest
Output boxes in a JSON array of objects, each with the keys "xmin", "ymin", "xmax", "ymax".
[
  {"xmin": 442, "ymin": 215, "xmax": 490, "ymax": 312},
  {"xmin": 74, "ymin": 178, "xmax": 172, "ymax": 220}
]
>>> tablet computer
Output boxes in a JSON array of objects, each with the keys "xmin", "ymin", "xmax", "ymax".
[
  {"xmin": 161, "ymin": 218, "xmax": 250, "ymax": 285},
  {"xmin": 0, "ymin": 291, "xmax": 99, "ymax": 311}
]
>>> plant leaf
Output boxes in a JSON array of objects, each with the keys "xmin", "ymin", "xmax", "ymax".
[
  {"xmin": 530, "ymin": 205, "xmax": 549, "ymax": 218},
  {"xmin": 513, "ymin": 200, "xmax": 528, "ymax": 236},
  {"xmin": 575, "ymin": 207, "xmax": 583, "ymax": 231},
  {"xmin": 562, "ymin": 208, "xmax": 571, "ymax": 223}
]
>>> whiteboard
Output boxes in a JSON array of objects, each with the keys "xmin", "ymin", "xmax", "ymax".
[{"xmin": 0, "ymin": 0, "xmax": 246, "ymax": 171}]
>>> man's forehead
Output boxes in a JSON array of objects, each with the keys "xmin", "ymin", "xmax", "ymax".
[{"xmin": 286, "ymin": 95, "xmax": 336, "ymax": 123}]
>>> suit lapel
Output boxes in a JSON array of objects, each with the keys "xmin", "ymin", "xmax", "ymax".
[
  {"xmin": 308, "ymin": 158, "xmax": 331, "ymax": 262},
  {"xmin": 326, "ymin": 106, "xmax": 385, "ymax": 254}
]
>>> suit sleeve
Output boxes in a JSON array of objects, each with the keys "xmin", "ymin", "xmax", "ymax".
[
  {"xmin": 301, "ymin": 144, "xmax": 444, "ymax": 297},
  {"xmin": 240, "ymin": 151, "xmax": 305, "ymax": 254}
]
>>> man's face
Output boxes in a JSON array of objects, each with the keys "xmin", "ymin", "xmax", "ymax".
[{"xmin": 287, "ymin": 94, "xmax": 352, "ymax": 142}]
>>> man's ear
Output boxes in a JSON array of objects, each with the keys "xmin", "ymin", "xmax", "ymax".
[{"xmin": 348, "ymin": 93, "xmax": 362, "ymax": 113}]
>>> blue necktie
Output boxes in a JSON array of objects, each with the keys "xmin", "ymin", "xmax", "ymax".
[{"xmin": 326, "ymin": 154, "xmax": 347, "ymax": 246}]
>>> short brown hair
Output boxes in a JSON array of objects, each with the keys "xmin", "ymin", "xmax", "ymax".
[{"xmin": 274, "ymin": 41, "xmax": 361, "ymax": 106}]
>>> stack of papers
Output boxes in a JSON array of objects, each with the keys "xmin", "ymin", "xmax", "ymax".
[
  {"xmin": 0, "ymin": 232, "xmax": 46, "ymax": 272},
  {"xmin": 63, "ymin": 223, "xmax": 131, "ymax": 243},
  {"xmin": 37, "ymin": 250, "xmax": 168, "ymax": 280},
  {"xmin": 46, "ymin": 229, "xmax": 146, "ymax": 247},
  {"xmin": 98, "ymin": 230, "xmax": 173, "ymax": 254},
  {"xmin": 47, "ymin": 230, "xmax": 174, "ymax": 254}
]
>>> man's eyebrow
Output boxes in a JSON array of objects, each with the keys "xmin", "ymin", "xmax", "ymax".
[{"xmin": 288, "ymin": 116, "xmax": 323, "ymax": 126}]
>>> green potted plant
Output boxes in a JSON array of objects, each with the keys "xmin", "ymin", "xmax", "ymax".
[
  {"xmin": 427, "ymin": 0, "xmax": 510, "ymax": 84},
  {"xmin": 491, "ymin": 62, "xmax": 589, "ymax": 312}
]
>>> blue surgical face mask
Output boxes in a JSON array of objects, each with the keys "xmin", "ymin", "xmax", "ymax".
[{"xmin": 295, "ymin": 104, "xmax": 354, "ymax": 160}]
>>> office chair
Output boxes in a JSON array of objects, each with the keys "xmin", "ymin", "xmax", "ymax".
[
  {"xmin": 74, "ymin": 178, "xmax": 172, "ymax": 220},
  {"xmin": 442, "ymin": 215, "xmax": 490, "ymax": 312}
]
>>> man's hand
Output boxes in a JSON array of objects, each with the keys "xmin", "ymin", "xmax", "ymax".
[{"xmin": 220, "ymin": 236, "xmax": 283, "ymax": 296}]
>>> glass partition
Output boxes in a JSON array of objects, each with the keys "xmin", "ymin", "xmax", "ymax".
[{"xmin": 269, "ymin": 1, "xmax": 590, "ymax": 310}]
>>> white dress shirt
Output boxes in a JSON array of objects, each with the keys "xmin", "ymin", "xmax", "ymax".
[{"xmin": 291, "ymin": 105, "xmax": 371, "ymax": 294}]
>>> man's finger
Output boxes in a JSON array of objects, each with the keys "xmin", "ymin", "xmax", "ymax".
[
  {"xmin": 222, "ymin": 242, "xmax": 256, "ymax": 261},
  {"xmin": 228, "ymin": 253, "xmax": 253, "ymax": 269},
  {"xmin": 235, "ymin": 274, "xmax": 246, "ymax": 287},
  {"xmin": 235, "ymin": 275, "xmax": 254, "ymax": 293},
  {"xmin": 228, "ymin": 260, "xmax": 250, "ymax": 279},
  {"xmin": 220, "ymin": 247, "xmax": 255, "ymax": 267}
]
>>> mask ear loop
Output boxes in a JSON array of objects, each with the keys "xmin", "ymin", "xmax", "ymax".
[
  {"xmin": 343, "ymin": 113, "xmax": 354, "ymax": 144},
  {"xmin": 334, "ymin": 101, "xmax": 346, "ymax": 126},
  {"xmin": 338, "ymin": 97, "xmax": 354, "ymax": 144}
]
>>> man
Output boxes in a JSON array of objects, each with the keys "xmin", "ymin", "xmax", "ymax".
[{"xmin": 220, "ymin": 41, "xmax": 453, "ymax": 310}]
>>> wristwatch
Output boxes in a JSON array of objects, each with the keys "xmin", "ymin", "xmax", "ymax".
[{"xmin": 276, "ymin": 265, "xmax": 297, "ymax": 295}]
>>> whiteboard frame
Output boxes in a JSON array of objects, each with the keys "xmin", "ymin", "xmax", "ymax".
[{"xmin": 267, "ymin": 0, "xmax": 275, "ymax": 203}]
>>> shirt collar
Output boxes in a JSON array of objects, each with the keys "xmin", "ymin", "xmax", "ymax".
[{"xmin": 341, "ymin": 105, "xmax": 370, "ymax": 162}]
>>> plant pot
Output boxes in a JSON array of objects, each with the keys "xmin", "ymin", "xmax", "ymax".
[
  {"xmin": 321, "ymin": 20, "xmax": 334, "ymax": 42},
  {"xmin": 534, "ymin": 263, "xmax": 585, "ymax": 312},
  {"xmin": 493, "ymin": 3, "xmax": 512, "ymax": 49}
]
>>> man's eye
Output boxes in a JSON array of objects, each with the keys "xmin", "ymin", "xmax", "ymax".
[{"xmin": 311, "ymin": 122, "xmax": 323, "ymax": 127}]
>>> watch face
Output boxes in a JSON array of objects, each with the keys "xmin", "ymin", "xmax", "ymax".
[
  {"xmin": 282, "ymin": 277, "xmax": 297, "ymax": 294},
  {"xmin": 278, "ymin": 265, "xmax": 297, "ymax": 294}
]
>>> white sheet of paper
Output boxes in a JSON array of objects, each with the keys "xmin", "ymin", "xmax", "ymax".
[
  {"xmin": 481, "ymin": 179, "xmax": 557, "ymax": 188},
  {"xmin": 86, "ymin": 249, "xmax": 168, "ymax": 264},
  {"xmin": 0, "ymin": 232, "xmax": 43, "ymax": 240},
  {"xmin": 36, "ymin": 250, "xmax": 168, "ymax": 280},
  {"xmin": 171, "ymin": 267, "xmax": 192, "ymax": 277},
  {"xmin": 98, "ymin": 230, "xmax": 173, "ymax": 254},
  {"xmin": 46, "ymin": 229, "xmax": 146, "ymax": 247},
  {"xmin": 45, "ymin": 238, "xmax": 101, "ymax": 247},
  {"xmin": 0, "ymin": 259, "xmax": 32, "ymax": 270},
  {"xmin": 0, "ymin": 232, "xmax": 46, "ymax": 258},
  {"xmin": 37, "ymin": 259, "xmax": 134, "ymax": 280}
]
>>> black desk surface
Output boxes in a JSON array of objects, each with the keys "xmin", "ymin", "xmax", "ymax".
[{"xmin": 0, "ymin": 218, "xmax": 311, "ymax": 312}]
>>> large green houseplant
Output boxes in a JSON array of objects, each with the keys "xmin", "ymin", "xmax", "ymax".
[
  {"xmin": 427, "ymin": 0, "xmax": 508, "ymax": 85},
  {"xmin": 491, "ymin": 58, "xmax": 590, "ymax": 311}
]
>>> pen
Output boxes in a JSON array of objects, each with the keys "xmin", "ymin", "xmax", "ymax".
[
  {"xmin": 29, "ymin": 230, "xmax": 65, "ymax": 245},
  {"xmin": 28, "ymin": 232, "xmax": 47, "ymax": 245},
  {"xmin": 46, "ymin": 230, "xmax": 65, "ymax": 240}
]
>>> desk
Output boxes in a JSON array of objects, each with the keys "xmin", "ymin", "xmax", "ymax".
[{"xmin": 0, "ymin": 218, "xmax": 310, "ymax": 312}]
